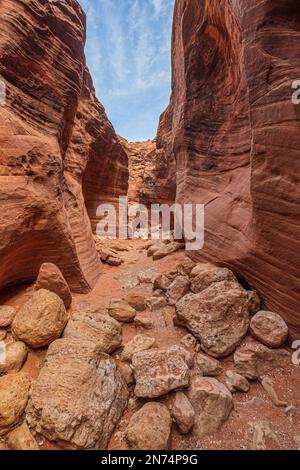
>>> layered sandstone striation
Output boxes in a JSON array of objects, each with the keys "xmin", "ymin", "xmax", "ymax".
[
  {"xmin": 0, "ymin": 0, "xmax": 128, "ymax": 292},
  {"xmin": 158, "ymin": 0, "xmax": 300, "ymax": 338}
]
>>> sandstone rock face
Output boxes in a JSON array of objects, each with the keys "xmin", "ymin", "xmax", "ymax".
[
  {"xmin": 171, "ymin": 392, "xmax": 195, "ymax": 434},
  {"xmin": 35, "ymin": 263, "xmax": 72, "ymax": 309},
  {"xmin": 26, "ymin": 338, "xmax": 128, "ymax": 450},
  {"xmin": 0, "ymin": 0, "xmax": 128, "ymax": 293},
  {"xmin": 157, "ymin": 0, "xmax": 300, "ymax": 339},
  {"xmin": 125, "ymin": 402, "xmax": 172, "ymax": 450},
  {"xmin": 176, "ymin": 281, "xmax": 250, "ymax": 357},
  {"xmin": 0, "ymin": 341, "xmax": 28, "ymax": 374},
  {"xmin": 108, "ymin": 299, "xmax": 136, "ymax": 323},
  {"xmin": 250, "ymin": 311, "xmax": 289, "ymax": 348},
  {"xmin": 122, "ymin": 139, "xmax": 176, "ymax": 208},
  {"xmin": 234, "ymin": 339, "xmax": 290, "ymax": 380},
  {"xmin": 132, "ymin": 346, "xmax": 192, "ymax": 398},
  {"xmin": 0, "ymin": 306, "xmax": 16, "ymax": 328},
  {"xmin": 0, "ymin": 372, "xmax": 31, "ymax": 436},
  {"xmin": 7, "ymin": 422, "xmax": 39, "ymax": 451},
  {"xmin": 12, "ymin": 289, "xmax": 68, "ymax": 349},
  {"xmin": 63, "ymin": 311, "xmax": 122, "ymax": 354},
  {"xmin": 188, "ymin": 376, "xmax": 233, "ymax": 437}
]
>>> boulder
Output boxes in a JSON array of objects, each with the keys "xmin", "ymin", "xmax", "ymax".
[
  {"xmin": 234, "ymin": 338, "xmax": 290, "ymax": 380},
  {"xmin": 121, "ymin": 335, "xmax": 156, "ymax": 362},
  {"xmin": 12, "ymin": 289, "xmax": 68, "ymax": 349},
  {"xmin": 26, "ymin": 338, "xmax": 128, "ymax": 450},
  {"xmin": 153, "ymin": 274, "xmax": 172, "ymax": 292},
  {"xmin": 134, "ymin": 313, "xmax": 154, "ymax": 330},
  {"xmin": 250, "ymin": 311, "xmax": 289, "ymax": 348},
  {"xmin": 0, "ymin": 341, "xmax": 28, "ymax": 374},
  {"xmin": 108, "ymin": 299, "xmax": 136, "ymax": 323},
  {"xmin": 147, "ymin": 297, "xmax": 167, "ymax": 311},
  {"xmin": 176, "ymin": 258, "xmax": 196, "ymax": 276},
  {"xmin": 0, "ymin": 306, "xmax": 16, "ymax": 328},
  {"xmin": 7, "ymin": 422, "xmax": 39, "ymax": 450},
  {"xmin": 166, "ymin": 276, "xmax": 190, "ymax": 306},
  {"xmin": 0, "ymin": 372, "xmax": 31, "ymax": 435},
  {"xmin": 152, "ymin": 242, "xmax": 184, "ymax": 261},
  {"xmin": 176, "ymin": 281, "xmax": 250, "ymax": 357},
  {"xmin": 132, "ymin": 346, "xmax": 192, "ymax": 398},
  {"xmin": 117, "ymin": 362, "xmax": 134, "ymax": 386},
  {"xmin": 190, "ymin": 266, "xmax": 238, "ymax": 294},
  {"xmin": 123, "ymin": 294, "xmax": 146, "ymax": 312},
  {"xmin": 193, "ymin": 353, "xmax": 222, "ymax": 377},
  {"xmin": 35, "ymin": 263, "xmax": 72, "ymax": 309},
  {"xmin": 125, "ymin": 402, "xmax": 171, "ymax": 450},
  {"xmin": 63, "ymin": 311, "xmax": 122, "ymax": 354},
  {"xmin": 98, "ymin": 247, "xmax": 123, "ymax": 267},
  {"xmin": 188, "ymin": 376, "xmax": 233, "ymax": 437},
  {"xmin": 171, "ymin": 391, "xmax": 195, "ymax": 434},
  {"xmin": 225, "ymin": 370, "xmax": 250, "ymax": 393}
]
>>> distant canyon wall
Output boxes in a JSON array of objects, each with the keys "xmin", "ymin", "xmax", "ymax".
[
  {"xmin": 0, "ymin": 0, "xmax": 128, "ymax": 292},
  {"xmin": 158, "ymin": 0, "xmax": 300, "ymax": 338}
]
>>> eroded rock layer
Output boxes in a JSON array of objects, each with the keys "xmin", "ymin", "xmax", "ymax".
[
  {"xmin": 158, "ymin": 0, "xmax": 300, "ymax": 338},
  {"xmin": 0, "ymin": 0, "xmax": 128, "ymax": 292}
]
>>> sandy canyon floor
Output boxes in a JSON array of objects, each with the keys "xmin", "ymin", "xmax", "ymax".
[{"xmin": 0, "ymin": 241, "xmax": 299, "ymax": 451}]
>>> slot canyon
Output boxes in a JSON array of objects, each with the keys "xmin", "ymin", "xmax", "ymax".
[{"xmin": 0, "ymin": 0, "xmax": 299, "ymax": 452}]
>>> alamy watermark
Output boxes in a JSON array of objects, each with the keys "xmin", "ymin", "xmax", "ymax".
[
  {"xmin": 292, "ymin": 80, "xmax": 300, "ymax": 104},
  {"xmin": 0, "ymin": 78, "xmax": 6, "ymax": 105},
  {"xmin": 292, "ymin": 340, "xmax": 300, "ymax": 366},
  {"xmin": 96, "ymin": 196, "xmax": 204, "ymax": 251}
]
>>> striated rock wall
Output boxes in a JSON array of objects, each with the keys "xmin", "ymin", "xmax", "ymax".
[
  {"xmin": 121, "ymin": 138, "xmax": 176, "ymax": 208},
  {"xmin": 0, "ymin": 0, "xmax": 128, "ymax": 292},
  {"xmin": 158, "ymin": 0, "xmax": 300, "ymax": 338}
]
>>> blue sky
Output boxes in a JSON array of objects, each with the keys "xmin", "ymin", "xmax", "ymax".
[{"xmin": 78, "ymin": 0, "xmax": 174, "ymax": 142}]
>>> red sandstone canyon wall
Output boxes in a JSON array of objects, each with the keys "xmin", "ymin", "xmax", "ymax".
[
  {"xmin": 158, "ymin": 0, "xmax": 300, "ymax": 338},
  {"xmin": 0, "ymin": 0, "xmax": 128, "ymax": 292}
]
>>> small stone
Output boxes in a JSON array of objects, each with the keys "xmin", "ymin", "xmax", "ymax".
[
  {"xmin": 225, "ymin": 370, "xmax": 250, "ymax": 393},
  {"xmin": 251, "ymin": 421, "xmax": 279, "ymax": 450},
  {"xmin": 0, "ymin": 341, "xmax": 28, "ymax": 374},
  {"xmin": 152, "ymin": 242, "xmax": 184, "ymax": 261},
  {"xmin": 285, "ymin": 405, "xmax": 300, "ymax": 418},
  {"xmin": 138, "ymin": 272, "xmax": 155, "ymax": 284},
  {"xmin": 132, "ymin": 346, "xmax": 192, "ymax": 398},
  {"xmin": 99, "ymin": 248, "xmax": 123, "ymax": 266},
  {"xmin": 188, "ymin": 376, "xmax": 233, "ymax": 437},
  {"xmin": 126, "ymin": 402, "xmax": 171, "ymax": 450},
  {"xmin": 171, "ymin": 392, "xmax": 195, "ymax": 434},
  {"xmin": 193, "ymin": 353, "xmax": 222, "ymax": 377},
  {"xmin": 123, "ymin": 294, "xmax": 146, "ymax": 312},
  {"xmin": 35, "ymin": 263, "xmax": 72, "ymax": 309},
  {"xmin": 108, "ymin": 299, "xmax": 136, "ymax": 323},
  {"xmin": 153, "ymin": 274, "xmax": 172, "ymax": 292},
  {"xmin": 134, "ymin": 313, "xmax": 154, "ymax": 330},
  {"xmin": 180, "ymin": 334, "xmax": 198, "ymax": 351},
  {"xmin": 0, "ymin": 306, "xmax": 16, "ymax": 328},
  {"xmin": 121, "ymin": 335, "xmax": 156, "ymax": 362},
  {"xmin": 177, "ymin": 258, "xmax": 196, "ymax": 276},
  {"xmin": 0, "ymin": 329, "xmax": 7, "ymax": 341},
  {"xmin": 250, "ymin": 311, "xmax": 289, "ymax": 348},
  {"xmin": 118, "ymin": 362, "xmax": 134, "ymax": 386},
  {"xmin": 234, "ymin": 338, "xmax": 290, "ymax": 380},
  {"xmin": 0, "ymin": 372, "xmax": 31, "ymax": 435},
  {"xmin": 147, "ymin": 297, "xmax": 167, "ymax": 311},
  {"xmin": 11, "ymin": 290, "xmax": 68, "ymax": 349},
  {"xmin": 7, "ymin": 422, "xmax": 39, "ymax": 450},
  {"xmin": 166, "ymin": 276, "xmax": 190, "ymax": 306},
  {"xmin": 247, "ymin": 291, "xmax": 261, "ymax": 315}
]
